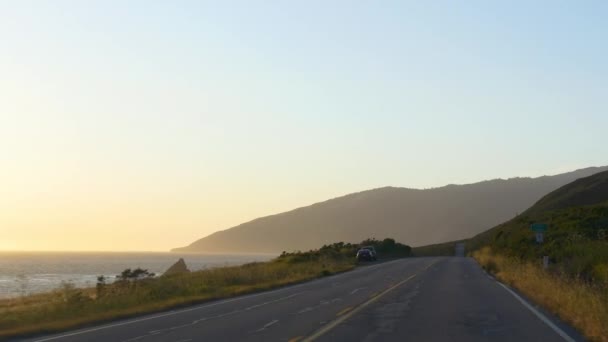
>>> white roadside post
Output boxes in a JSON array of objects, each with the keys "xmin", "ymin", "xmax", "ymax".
[{"xmin": 535, "ymin": 232, "xmax": 544, "ymax": 244}]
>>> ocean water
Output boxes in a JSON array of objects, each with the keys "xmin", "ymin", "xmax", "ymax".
[{"xmin": 0, "ymin": 252, "xmax": 276, "ymax": 299}]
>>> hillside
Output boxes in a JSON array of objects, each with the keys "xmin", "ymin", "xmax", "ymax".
[
  {"xmin": 173, "ymin": 167, "xmax": 608, "ymax": 253},
  {"xmin": 416, "ymin": 170, "xmax": 608, "ymax": 261},
  {"xmin": 526, "ymin": 170, "xmax": 608, "ymax": 214},
  {"xmin": 467, "ymin": 170, "xmax": 608, "ymax": 278}
]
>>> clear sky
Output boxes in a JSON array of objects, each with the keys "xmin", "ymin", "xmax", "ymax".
[{"xmin": 1, "ymin": 1, "xmax": 606, "ymax": 251}]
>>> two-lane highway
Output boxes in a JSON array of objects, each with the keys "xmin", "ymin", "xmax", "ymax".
[{"xmin": 27, "ymin": 258, "xmax": 583, "ymax": 342}]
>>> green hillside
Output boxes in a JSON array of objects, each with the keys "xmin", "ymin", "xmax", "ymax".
[
  {"xmin": 468, "ymin": 170, "xmax": 608, "ymax": 283},
  {"xmin": 479, "ymin": 204, "xmax": 607, "ymax": 280},
  {"xmin": 414, "ymin": 170, "xmax": 608, "ymax": 283}
]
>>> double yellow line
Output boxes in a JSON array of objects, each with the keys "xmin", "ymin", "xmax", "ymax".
[{"xmin": 301, "ymin": 259, "xmax": 440, "ymax": 342}]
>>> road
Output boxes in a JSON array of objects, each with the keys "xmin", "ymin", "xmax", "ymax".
[{"xmin": 26, "ymin": 257, "xmax": 584, "ymax": 342}]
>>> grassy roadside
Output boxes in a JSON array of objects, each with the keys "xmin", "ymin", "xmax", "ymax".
[
  {"xmin": 0, "ymin": 239, "xmax": 410, "ymax": 340},
  {"xmin": 473, "ymin": 247, "xmax": 608, "ymax": 342},
  {"xmin": 0, "ymin": 254, "xmax": 354, "ymax": 340}
]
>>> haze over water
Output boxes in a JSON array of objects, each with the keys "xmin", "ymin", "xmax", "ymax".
[{"xmin": 0, "ymin": 252, "xmax": 275, "ymax": 299}]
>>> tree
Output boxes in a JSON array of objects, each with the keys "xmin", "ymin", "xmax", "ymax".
[
  {"xmin": 116, "ymin": 268, "xmax": 156, "ymax": 288},
  {"xmin": 96, "ymin": 275, "xmax": 107, "ymax": 298}
]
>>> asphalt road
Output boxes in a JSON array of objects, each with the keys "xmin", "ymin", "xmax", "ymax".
[{"xmin": 25, "ymin": 257, "xmax": 584, "ymax": 342}]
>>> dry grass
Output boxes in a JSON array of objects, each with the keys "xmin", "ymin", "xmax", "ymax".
[
  {"xmin": 473, "ymin": 247, "xmax": 608, "ymax": 342},
  {"xmin": 0, "ymin": 256, "xmax": 355, "ymax": 340}
]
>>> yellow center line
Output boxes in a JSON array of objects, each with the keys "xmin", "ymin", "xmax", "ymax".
[
  {"xmin": 302, "ymin": 259, "xmax": 442, "ymax": 342},
  {"xmin": 424, "ymin": 260, "xmax": 438, "ymax": 270},
  {"xmin": 336, "ymin": 306, "xmax": 353, "ymax": 317},
  {"xmin": 288, "ymin": 336, "xmax": 303, "ymax": 342}
]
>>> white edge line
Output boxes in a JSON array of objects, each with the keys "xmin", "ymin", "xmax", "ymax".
[
  {"xmin": 256, "ymin": 319, "xmax": 279, "ymax": 332},
  {"xmin": 495, "ymin": 281, "xmax": 576, "ymax": 342},
  {"xmin": 34, "ymin": 259, "xmax": 405, "ymax": 341}
]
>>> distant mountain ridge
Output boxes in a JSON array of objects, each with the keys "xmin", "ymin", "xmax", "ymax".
[
  {"xmin": 526, "ymin": 170, "xmax": 608, "ymax": 214},
  {"xmin": 173, "ymin": 166, "xmax": 608, "ymax": 253}
]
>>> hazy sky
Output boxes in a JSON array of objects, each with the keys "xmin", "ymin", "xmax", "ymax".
[{"xmin": 1, "ymin": 1, "xmax": 606, "ymax": 251}]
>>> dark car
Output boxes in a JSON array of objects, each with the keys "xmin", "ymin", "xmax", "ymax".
[
  {"xmin": 361, "ymin": 246, "xmax": 377, "ymax": 260},
  {"xmin": 356, "ymin": 248, "xmax": 377, "ymax": 262}
]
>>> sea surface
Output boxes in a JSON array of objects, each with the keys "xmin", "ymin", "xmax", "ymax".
[{"xmin": 0, "ymin": 251, "xmax": 276, "ymax": 299}]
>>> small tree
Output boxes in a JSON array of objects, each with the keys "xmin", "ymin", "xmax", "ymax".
[
  {"xmin": 116, "ymin": 268, "xmax": 155, "ymax": 282},
  {"xmin": 115, "ymin": 268, "xmax": 155, "ymax": 290},
  {"xmin": 96, "ymin": 275, "xmax": 106, "ymax": 298}
]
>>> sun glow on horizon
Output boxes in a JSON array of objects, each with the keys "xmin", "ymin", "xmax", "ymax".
[{"xmin": 1, "ymin": 1, "xmax": 606, "ymax": 252}]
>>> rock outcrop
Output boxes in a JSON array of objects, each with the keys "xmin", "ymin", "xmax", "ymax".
[{"xmin": 163, "ymin": 258, "xmax": 190, "ymax": 276}]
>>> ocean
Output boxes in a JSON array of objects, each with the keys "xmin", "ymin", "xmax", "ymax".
[{"xmin": 0, "ymin": 251, "xmax": 276, "ymax": 299}]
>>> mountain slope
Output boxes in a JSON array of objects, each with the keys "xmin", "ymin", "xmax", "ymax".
[
  {"xmin": 173, "ymin": 166, "xmax": 608, "ymax": 253},
  {"xmin": 526, "ymin": 170, "xmax": 608, "ymax": 214},
  {"xmin": 468, "ymin": 169, "xmax": 608, "ymax": 256},
  {"xmin": 415, "ymin": 169, "xmax": 608, "ymax": 257}
]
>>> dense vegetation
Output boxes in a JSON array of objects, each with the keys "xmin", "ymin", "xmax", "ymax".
[
  {"xmin": 278, "ymin": 238, "xmax": 412, "ymax": 263},
  {"xmin": 0, "ymin": 238, "xmax": 410, "ymax": 340},
  {"xmin": 469, "ymin": 171, "xmax": 608, "ymax": 284},
  {"xmin": 472, "ymin": 204, "xmax": 608, "ymax": 281}
]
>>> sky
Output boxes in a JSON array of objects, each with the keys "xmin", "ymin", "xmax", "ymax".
[{"xmin": 1, "ymin": 1, "xmax": 607, "ymax": 251}]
